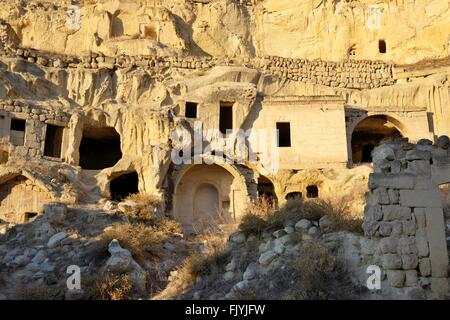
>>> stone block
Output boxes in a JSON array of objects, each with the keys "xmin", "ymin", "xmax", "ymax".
[
  {"xmin": 405, "ymin": 149, "xmax": 431, "ymax": 161},
  {"xmin": 399, "ymin": 190, "xmax": 442, "ymax": 208},
  {"xmin": 405, "ymin": 160, "xmax": 431, "ymax": 176},
  {"xmin": 381, "ymin": 254, "xmax": 402, "ymax": 269},
  {"xmin": 413, "ymin": 208, "xmax": 426, "ymax": 230},
  {"xmin": 382, "ymin": 205, "xmax": 411, "ymax": 221},
  {"xmin": 386, "ymin": 270, "xmax": 405, "ymax": 288},
  {"xmin": 425, "ymin": 208, "xmax": 449, "ymax": 277},
  {"xmin": 418, "ymin": 258, "xmax": 431, "ymax": 276},
  {"xmin": 415, "ymin": 236, "xmax": 429, "ymax": 257},
  {"xmin": 387, "ymin": 189, "xmax": 399, "ymax": 204},
  {"xmin": 397, "ymin": 236, "xmax": 417, "ymax": 255},
  {"xmin": 374, "ymin": 188, "xmax": 390, "ymax": 204},
  {"xmin": 378, "ymin": 222, "xmax": 392, "ymax": 236},
  {"xmin": 404, "ymin": 270, "xmax": 418, "ymax": 287},
  {"xmin": 379, "ymin": 237, "xmax": 399, "ymax": 254},
  {"xmin": 401, "ymin": 254, "xmax": 418, "ymax": 269},
  {"xmin": 365, "ymin": 205, "xmax": 383, "ymax": 221},
  {"xmin": 402, "ymin": 220, "xmax": 416, "ymax": 236},
  {"xmin": 368, "ymin": 173, "xmax": 414, "ymax": 189}
]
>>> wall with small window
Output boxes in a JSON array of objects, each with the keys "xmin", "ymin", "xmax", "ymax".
[
  {"xmin": 0, "ymin": 105, "xmax": 69, "ymax": 162},
  {"xmin": 246, "ymin": 96, "xmax": 348, "ymax": 169}
]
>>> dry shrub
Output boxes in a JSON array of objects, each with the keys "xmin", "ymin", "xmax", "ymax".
[
  {"xmin": 15, "ymin": 284, "xmax": 65, "ymax": 300},
  {"xmin": 239, "ymin": 213, "xmax": 268, "ymax": 236},
  {"xmin": 96, "ymin": 273, "xmax": 133, "ymax": 300},
  {"xmin": 184, "ymin": 233, "xmax": 229, "ymax": 277},
  {"xmin": 240, "ymin": 195, "xmax": 363, "ymax": 235},
  {"xmin": 158, "ymin": 218, "xmax": 183, "ymax": 234},
  {"xmin": 310, "ymin": 197, "xmax": 363, "ymax": 234},
  {"xmin": 83, "ymin": 273, "xmax": 133, "ymax": 300},
  {"xmin": 123, "ymin": 193, "xmax": 162, "ymax": 224},
  {"xmin": 159, "ymin": 232, "xmax": 230, "ymax": 299},
  {"xmin": 296, "ymin": 242, "xmax": 336, "ymax": 299},
  {"xmin": 92, "ymin": 222, "xmax": 171, "ymax": 262}
]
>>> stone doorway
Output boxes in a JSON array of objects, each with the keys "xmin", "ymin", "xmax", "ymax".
[
  {"xmin": 193, "ymin": 183, "xmax": 220, "ymax": 228},
  {"xmin": 173, "ymin": 164, "xmax": 248, "ymax": 232},
  {"xmin": 351, "ymin": 115, "xmax": 404, "ymax": 164}
]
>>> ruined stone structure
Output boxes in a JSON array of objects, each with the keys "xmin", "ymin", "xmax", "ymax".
[
  {"xmin": 363, "ymin": 137, "xmax": 450, "ymax": 295},
  {"xmin": 0, "ymin": 0, "xmax": 449, "ymax": 276}
]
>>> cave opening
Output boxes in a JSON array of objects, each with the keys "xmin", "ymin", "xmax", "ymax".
[{"xmin": 79, "ymin": 126, "xmax": 122, "ymax": 170}]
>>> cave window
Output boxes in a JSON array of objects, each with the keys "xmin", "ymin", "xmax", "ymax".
[
  {"xmin": 44, "ymin": 124, "xmax": 64, "ymax": 158},
  {"xmin": 10, "ymin": 118, "xmax": 26, "ymax": 146},
  {"xmin": 276, "ymin": 122, "xmax": 291, "ymax": 147},
  {"xmin": 110, "ymin": 171, "xmax": 139, "ymax": 201},
  {"xmin": 185, "ymin": 102, "xmax": 198, "ymax": 118},
  {"xmin": 286, "ymin": 192, "xmax": 302, "ymax": 200},
  {"xmin": 348, "ymin": 44, "xmax": 356, "ymax": 58},
  {"xmin": 306, "ymin": 185, "xmax": 319, "ymax": 198},
  {"xmin": 79, "ymin": 127, "xmax": 122, "ymax": 170},
  {"xmin": 142, "ymin": 26, "xmax": 157, "ymax": 40},
  {"xmin": 379, "ymin": 40, "xmax": 386, "ymax": 53},
  {"xmin": 23, "ymin": 211, "xmax": 38, "ymax": 222},
  {"xmin": 219, "ymin": 102, "xmax": 233, "ymax": 135}
]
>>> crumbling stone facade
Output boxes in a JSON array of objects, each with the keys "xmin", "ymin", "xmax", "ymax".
[{"xmin": 363, "ymin": 136, "xmax": 450, "ymax": 295}]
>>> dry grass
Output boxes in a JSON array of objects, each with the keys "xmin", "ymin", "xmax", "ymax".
[
  {"xmin": 96, "ymin": 273, "xmax": 133, "ymax": 300},
  {"xmin": 239, "ymin": 196, "xmax": 363, "ymax": 235},
  {"xmin": 90, "ymin": 222, "xmax": 174, "ymax": 263},
  {"xmin": 82, "ymin": 273, "xmax": 133, "ymax": 300},
  {"xmin": 122, "ymin": 193, "xmax": 163, "ymax": 224},
  {"xmin": 184, "ymin": 232, "xmax": 229, "ymax": 278},
  {"xmin": 295, "ymin": 242, "xmax": 336, "ymax": 299},
  {"xmin": 153, "ymin": 231, "xmax": 230, "ymax": 299}
]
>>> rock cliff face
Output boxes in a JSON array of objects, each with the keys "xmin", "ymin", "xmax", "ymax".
[{"xmin": 1, "ymin": 0, "xmax": 449, "ymax": 63}]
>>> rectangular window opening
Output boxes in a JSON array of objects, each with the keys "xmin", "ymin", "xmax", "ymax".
[
  {"xmin": 10, "ymin": 118, "xmax": 26, "ymax": 146},
  {"xmin": 185, "ymin": 102, "xmax": 198, "ymax": 118},
  {"xmin": 219, "ymin": 102, "xmax": 233, "ymax": 134},
  {"xmin": 44, "ymin": 124, "xmax": 64, "ymax": 158},
  {"xmin": 379, "ymin": 39, "xmax": 386, "ymax": 53},
  {"xmin": 277, "ymin": 122, "xmax": 291, "ymax": 147},
  {"xmin": 10, "ymin": 118, "xmax": 26, "ymax": 132}
]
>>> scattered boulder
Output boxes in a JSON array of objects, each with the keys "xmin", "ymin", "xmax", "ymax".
[
  {"xmin": 47, "ymin": 232, "xmax": 67, "ymax": 248},
  {"xmin": 295, "ymin": 219, "xmax": 312, "ymax": 231},
  {"xmin": 102, "ymin": 239, "xmax": 147, "ymax": 293},
  {"xmin": 258, "ymin": 250, "xmax": 277, "ymax": 266},
  {"xmin": 243, "ymin": 263, "xmax": 257, "ymax": 280},
  {"xmin": 229, "ymin": 232, "xmax": 246, "ymax": 244}
]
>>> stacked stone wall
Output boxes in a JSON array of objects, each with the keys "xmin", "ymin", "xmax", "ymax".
[{"xmin": 363, "ymin": 136, "xmax": 450, "ymax": 294}]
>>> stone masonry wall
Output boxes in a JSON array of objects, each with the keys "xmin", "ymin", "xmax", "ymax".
[
  {"xmin": 0, "ymin": 18, "xmax": 395, "ymax": 90},
  {"xmin": 363, "ymin": 136, "xmax": 450, "ymax": 295}
]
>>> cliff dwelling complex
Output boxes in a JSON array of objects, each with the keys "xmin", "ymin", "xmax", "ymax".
[{"xmin": 0, "ymin": 0, "xmax": 449, "ymax": 299}]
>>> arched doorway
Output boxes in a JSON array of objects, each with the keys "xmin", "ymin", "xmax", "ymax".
[
  {"xmin": 351, "ymin": 115, "xmax": 404, "ymax": 164},
  {"xmin": 173, "ymin": 164, "xmax": 248, "ymax": 232},
  {"xmin": 257, "ymin": 175, "xmax": 277, "ymax": 207},
  {"xmin": 0, "ymin": 175, "xmax": 52, "ymax": 223},
  {"xmin": 193, "ymin": 184, "xmax": 220, "ymax": 227}
]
